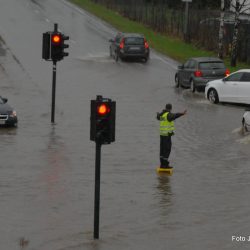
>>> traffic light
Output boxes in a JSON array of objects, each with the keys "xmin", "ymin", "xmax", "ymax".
[
  {"xmin": 90, "ymin": 96, "xmax": 116, "ymax": 144},
  {"xmin": 50, "ymin": 32, "xmax": 69, "ymax": 62},
  {"xmin": 42, "ymin": 32, "xmax": 51, "ymax": 60},
  {"xmin": 61, "ymin": 34, "xmax": 69, "ymax": 58},
  {"xmin": 42, "ymin": 24, "xmax": 69, "ymax": 62}
]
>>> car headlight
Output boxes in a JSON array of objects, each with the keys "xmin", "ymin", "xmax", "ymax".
[{"xmin": 10, "ymin": 110, "xmax": 17, "ymax": 117}]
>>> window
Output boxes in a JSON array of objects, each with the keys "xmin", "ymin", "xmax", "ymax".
[
  {"xmin": 226, "ymin": 72, "xmax": 244, "ymax": 81},
  {"xmin": 124, "ymin": 37, "xmax": 144, "ymax": 45},
  {"xmin": 184, "ymin": 60, "xmax": 191, "ymax": 68},
  {"xmin": 241, "ymin": 72, "xmax": 250, "ymax": 82},
  {"xmin": 189, "ymin": 60, "xmax": 196, "ymax": 69},
  {"xmin": 199, "ymin": 62, "xmax": 225, "ymax": 70},
  {"xmin": 115, "ymin": 36, "xmax": 121, "ymax": 43}
]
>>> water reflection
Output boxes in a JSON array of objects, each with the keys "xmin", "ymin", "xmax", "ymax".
[
  {"xmin": 157, "ymin": 175, "xmax": 172, "ymax": 203},
  {"xmin": 43, "ymin": 126, "xmax": 68, "ymax": 199},
  {"xmin": 155, "ymin": 174, "xmax": 172, "ymax": 220},
  {"xmin": 0, "ymin": 126, "xmax": 17, "ymax": 135},
  {"xmin": 0, "ymin": 127, "xmax": 17, "ymax": 147}
]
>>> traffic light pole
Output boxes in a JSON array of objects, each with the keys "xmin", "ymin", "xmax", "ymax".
[
  {"xmin": 42, "ymin": 23, "xmax": 69, "ymax": 124},
  {"xmin": 90, "ymin": 95, "xmax": 116, "ymax": 239},
  {"xmin": 94, "ymin": 141, "xmax": 102, "ymax": 239},
  {"xmin": 51, "ymin": 60, "xmax": 57, "ymax": 123}
]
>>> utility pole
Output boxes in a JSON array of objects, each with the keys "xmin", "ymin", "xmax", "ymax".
[
  {"xmin": 218, "ymin": 0, "xmax": 225, "ymax": 59},
  {"xmin": 182, "ymin": 0, "xmax": 192, "ymax": 43}
]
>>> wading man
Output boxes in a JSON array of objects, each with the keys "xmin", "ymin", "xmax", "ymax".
[{"xmin": 157, "ymin": 104, "xmax": 187, "ymax": 169}]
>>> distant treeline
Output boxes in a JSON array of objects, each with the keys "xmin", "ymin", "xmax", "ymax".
[{"xmin": 91, "ymin": 0, "xmax": 250, "ymax": 63}]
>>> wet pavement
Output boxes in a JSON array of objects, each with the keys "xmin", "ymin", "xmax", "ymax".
[{"xmin": 1, "ymin": 0, "xmax": 250, "ymax": 249}]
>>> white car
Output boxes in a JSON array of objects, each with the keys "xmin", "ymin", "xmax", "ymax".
[
  {"xmin": 205, "ymin": 69, "xmax": 250, "ymax": 104},
  {"xmin": 242, "ymin": 110, "xmax": 250, "ymax": 132}
]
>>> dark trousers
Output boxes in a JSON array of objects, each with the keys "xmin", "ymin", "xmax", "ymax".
[{"xmin": 160, "ymin": 135, "xmax": 172, "ymax": 167}]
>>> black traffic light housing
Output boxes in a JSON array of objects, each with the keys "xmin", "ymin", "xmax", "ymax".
[
  {"xmin": 42, "ymin": 32, "xmax": 51, "ymax": 60},
  {"xmin": 42, "ymin": 23, "xmax": 69, "ymax": 62},
  {"xmin": 51, "ymin": 32, "xmax": 69, "ymax": 62},
  {"xmin": 90, "ymin": 95, "xmax": 116, "ymax": 144}
]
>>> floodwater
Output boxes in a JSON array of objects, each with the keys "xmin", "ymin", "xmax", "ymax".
[{"xmin": 1, "ymin": 0, "xmax": 250, "ymax": 249}]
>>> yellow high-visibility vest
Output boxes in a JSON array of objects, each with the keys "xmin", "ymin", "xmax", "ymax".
[{"xmin": 160, "ymin": 112, "xmax": 175, "ymax": 136}]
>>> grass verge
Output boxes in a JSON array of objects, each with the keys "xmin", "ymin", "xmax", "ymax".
[{"xmin": 69, "ymin": 0, "xmax": 249, "ymax": 71}]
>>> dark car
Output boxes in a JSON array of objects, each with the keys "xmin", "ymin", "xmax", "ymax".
[
  {"xmin": 109, "ymin": 33, "xmax": 150, "ymax": 62},
  {"xmin": 0, "ymin": 96, "xmax": 18, "ymax": 127},
  {"xmin": 175, "ymin": 57, "xmax": 230, "ymax": 92}
]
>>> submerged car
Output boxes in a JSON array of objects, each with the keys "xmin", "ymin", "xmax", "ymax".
[
  {"xmin": 175, "ymin": 57, "xmax": 229, "ymax": 92},
  {"xmin": 242, "ymin": 110, "xmax": 250, "ymax": 133},
  {"xmin": 0, "ymin": 96, "xmax": 18, "ymax": 127},
  {"xmin": 205, "ymin": 69, "xmax": 250, "ymax": 105},
  {"xmin": 109, "ymin": 33, "xmax": 150, "ymax": 62}
]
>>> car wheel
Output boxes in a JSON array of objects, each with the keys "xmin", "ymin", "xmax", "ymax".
[
  {"xmin": 241, "ymin": 118, "xmax": 247, "ymax": 134},
  {"xmin": 109, "ymin": 47, "xmax": 112, "ymax": 58},
  {"xmin": 242, "ymin": 118, "xmax": 249, "ymax": 132},
  {"xmin": 208, "ymin": 88, "xmax": 219, "ymax": 104},
  {"xmin": 143, "ymin": 57, "xmax": 148, "ymax": 63},
  {"xmin": 190, "ymin": 79, "xmax": 196, "ymax": 93},
  {"xmin": 175, "ymin": 74, "xmax": 180, "ymax": 88},
  {"xmin": 115, "ymin": 51, "xmax": 119, "ymax": 62}
]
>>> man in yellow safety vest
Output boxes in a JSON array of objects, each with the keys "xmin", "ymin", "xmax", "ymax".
[{"xmin": 157, "ymin": 103, "xmax": 187, "ymax": 169}]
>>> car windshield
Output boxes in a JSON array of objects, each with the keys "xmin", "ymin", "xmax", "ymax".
[
  {"xmin": 199, "ymin": 62, "xmax": 225, "ymax": 70},
  {"xmin": 124, "ymin": 37, "xmax": 144, "ymax": 45},
  {"xmin": 0, "ymin": 98, "xmax": 3, "ymax": 104}
]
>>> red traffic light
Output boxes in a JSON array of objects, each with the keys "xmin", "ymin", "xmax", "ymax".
[
  {"xmin": 97, "ymin": 104, "xmax": 110, "ymax": 115},
  {"xmin": 52, "ymin": 34, "xmax": 61, "ymax": 44}
]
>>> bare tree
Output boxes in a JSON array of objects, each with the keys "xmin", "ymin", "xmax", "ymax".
[
  {"xmin": 230, "ymin": 0, "xmax": 250, "ymax": 66},
  {"xmin": 218, "ymin": 0, "xmax": 225, "ymax": 59}
]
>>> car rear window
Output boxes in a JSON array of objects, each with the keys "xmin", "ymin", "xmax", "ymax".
[
  {"xmin": 124, "ymin": 37, "xmax": 144, "ymax": 45},
  {"xmin": 199, "ymin": 62, "xmax": 225, "ymax": 70}
]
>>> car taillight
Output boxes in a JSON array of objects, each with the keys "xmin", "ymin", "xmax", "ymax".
[
  {"xmin": 144, "ymin": 39, "xmax": 149, "ymax": 49},
  {"xmin": 225, "ymin": 69, "xmax": 230, "ymax": 77},
  {"xmin": 194, "ymin": 70, "xmax": 203, "ymax": 77},
  {"xmin": 119, "ymin": 38, "xmax": 125, "ymax": 49}
]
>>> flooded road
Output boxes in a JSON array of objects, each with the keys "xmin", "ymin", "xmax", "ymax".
[{"xmin": 1, "ymin": 0, "xmax": 250, "ymax": 249}]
